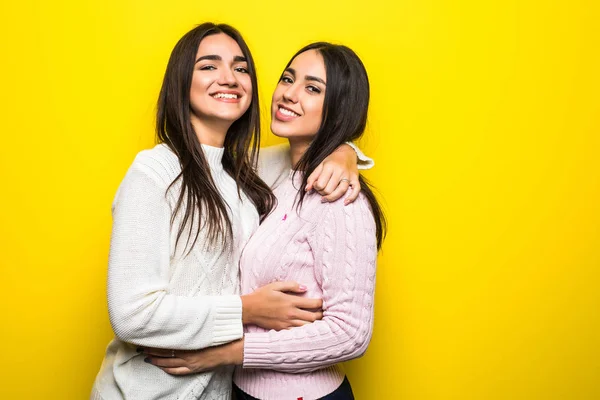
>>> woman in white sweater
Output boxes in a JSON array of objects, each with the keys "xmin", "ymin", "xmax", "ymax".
[
  {"xmin": 91, "ymin": 23, "xmax": 368, "ymax": 400},
  {"xmin": 141, "ymin": 42, "xmax": 386, "ymax": 400}
]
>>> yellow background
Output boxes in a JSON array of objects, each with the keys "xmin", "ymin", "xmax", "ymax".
[{"xmin": 1, "ymin": 0, "xmax": 599, "ymax": 399}]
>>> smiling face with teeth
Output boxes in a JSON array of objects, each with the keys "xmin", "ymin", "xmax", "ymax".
[
  {"xmin": 271, "ymin": 49, "xmax": 326, "ymax": 145},
  {"xmin": 189, "ymin": 33, "xmax": 253, "ymax": 140}
]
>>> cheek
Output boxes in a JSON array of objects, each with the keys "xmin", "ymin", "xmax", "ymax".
[
  {"xmin": 308, "ymin": 99, "xmax": 325, "ymax": 129},
  {"xmin": 271, "ymin": 87, "xmax": 284, "ymax": 107},
  {"xmin": 190, "ymin": 75, "xmax": 207, "ymax": 101},
  {"xmin": 240, "ymin": 75, "xmax": 253, "ymax": 95}
]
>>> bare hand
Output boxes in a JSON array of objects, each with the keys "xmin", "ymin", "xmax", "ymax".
[
  {"xmin": 241, "ymin": 281, "xmax": 323, "ymax": 330},
  {"xmin": 142, "ymin": 340, "xmax": 244, "ymax": 376},
  {"xmin": 306, "ymin": 144, "xmax": 361, "ymax": 205}
]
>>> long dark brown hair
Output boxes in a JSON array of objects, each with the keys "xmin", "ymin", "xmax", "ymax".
[
  {"xmin": 286, "ymin": 42, "xmax": 387, "ymax": 249},
  {"xmin": 156, "ymin": 22, "xmax": 275, "ymax": 253}
]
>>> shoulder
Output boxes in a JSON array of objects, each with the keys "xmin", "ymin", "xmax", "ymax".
[
  {"xmin": 258, "ymin": 143, "xmax": 291, "ymax": 167},
  {"xmin": 305, "ymin": 191, "xmax": 375, "ymax": 230},
  {"xmin": 319, "ymin": 192, "xmax": 375, "ymax": 230},
  {"xmin": 257, "ymin": 144, "xmax": 292, "ymax": 187},
  {"xmin": 112, "ymin": 145, "xmax": 181, "ymax": 209},
  {"xmin": 127, "ymin": 144, "xmax": 181, "ymax": 187},
  {"xmin": 309, "ymin": 191, "xmax": 377, "ymax": 260}
]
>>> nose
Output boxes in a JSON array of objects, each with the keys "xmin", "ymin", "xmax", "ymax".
[
  {"xmin": 217, "ymin": 67, "xmax": 237, "ymax": 87},
  {"xmin": 282, "ymin": 84, "xmax": 299, "ymax": 103}
]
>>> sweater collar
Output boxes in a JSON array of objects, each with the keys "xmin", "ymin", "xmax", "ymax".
[{"xmin": 201, "ymin": 143, "xmax": 225, "ymax": 171}]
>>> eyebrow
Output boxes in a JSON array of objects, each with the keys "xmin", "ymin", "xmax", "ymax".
[
  {"xmin": 285, "ymin": 68, "xmax": 326, "ymax": 85},
  {"xmin": 195, "ymin": 55, "xmax": 247, "ymax": 63}
]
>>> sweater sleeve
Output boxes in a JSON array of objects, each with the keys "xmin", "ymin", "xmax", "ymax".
[
  {"xmin": 257, "ymin": 144, "xmax": 291, "ymax": 187},
  {"xmin": 344, "ymin": 142, "xmax": 375, "ymax": 170},
  {"xmin": 257, "ymin": 143, "xmax": 375, "ymax": 187},
  {"xmin": 242, "ymin": 195, "xmax": 378, "ymax": 372},
  {"xmin": 107, "ymin": 158, "xmax": 242, "ymax": 350}
]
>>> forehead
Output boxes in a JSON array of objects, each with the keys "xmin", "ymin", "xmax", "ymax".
[
  {"xmin": 196, "ymin": 33, "xmax": 244, "ymax": 59},
  {"xmin": 289, "ymin": 50, "xmax": 326, "ymax": 79}
]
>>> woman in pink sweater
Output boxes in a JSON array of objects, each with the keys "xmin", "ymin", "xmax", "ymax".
[{"xmin": 144, "ymin": 42, "xmax": 386, "ymax": 400}]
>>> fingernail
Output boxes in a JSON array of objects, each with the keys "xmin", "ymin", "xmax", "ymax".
[
  {"xmin": 136, "ymin": 347, "xmax": 144, "ymax": 353},
  {"xmin": 299, "ymin": 284, "xmax": 307, "ymax": 291},
  {"xmin": 144, "ymin": 357, "xmax": 150, "ymax": 363},
  {"xmin": 321, "ymin": 198, "xmax": 328, "ymax": 203}
]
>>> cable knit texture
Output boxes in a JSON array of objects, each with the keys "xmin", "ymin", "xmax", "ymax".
[
  {"xmin": 91, "ymin": 143, "xmax": 260, "ymax": 400},
  {"xmin": 233, "ymin": 171, "xmax": 378, "ymax": 400},
  {"xmin": 91, "ymin": 143, "xmax": 374, "ymax": 400},
  {"xmin": 256, "ymin": 142, "xmax": 374, "ymax": 188}
]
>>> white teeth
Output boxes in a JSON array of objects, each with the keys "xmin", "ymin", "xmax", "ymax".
[
  {"xmin": 212, "ymin": 93, "xmax": 238, "ymax": 99},
  {"xmin": 279, "ymin": 107, "xmax": 299, "ymax": 117}
]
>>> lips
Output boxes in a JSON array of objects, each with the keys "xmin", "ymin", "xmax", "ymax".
[
  {"xmin": 211, "ymin": 91, "xmax": 242, "ymax": 102},
  {"xmin": 274, "ymin": 104, "xmax": 301, "ymax": 121}
]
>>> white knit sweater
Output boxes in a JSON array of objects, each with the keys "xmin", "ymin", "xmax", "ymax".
[
  {"xmin": 91, "ymin": 144, "xmax": 260, "ymax": 400},
  {"xmin": 91, "ymin": 143, "xmax": 373, "ymax": 400}
]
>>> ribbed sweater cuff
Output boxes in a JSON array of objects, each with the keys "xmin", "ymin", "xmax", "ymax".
[
  {"xmin": 213, "ymin": 295, "xmax": 243, "ymax": 345},
  {"xmin": 345, "ymin": 141, "xmax": 374, "ymax": 169},
  {"xmin": 242, "ymin": 332, "xmax": 273, "ymax": 368}
]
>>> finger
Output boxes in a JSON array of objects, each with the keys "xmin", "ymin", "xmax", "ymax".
[
  {"xmin": 160, "ymin": 367, "xmax": 194, "ymax": 376},
  {"xmin": 288, "ymin": 319, "xmax": 311, "ymax": 328},
  {"xmin": 142, "ymin": 347, "xmax": 175, "ymax": 357},
  {"xmin": 314, "ymin": 166, "xmax": 333, "ymax": 193},
  {"xmin": 343, "ymin": 179, "xmax": 362, "ymax": 206},
  {"xmin": 313, "ymin": 310, "xmax": 324, "ymax": 321},
  {"xmin": 293, "ymin": 296, "xmax": 323, "ymax": 310},
  {"xmin": 270, "ymin": 281, "xmax": 308, "ymax": 294},
  {"xmin": 306, "ymin": 164, "xmax": 323, "ymax": 192},
  {"xmin": 293, "ymin": 309, "xmax": 323, "ymax": 323},
  {"xmin": 145, "ymin": 356, "xmax": 186, "ymax": 368},
  {"xmin": 321, "ymin": 180, "xmax": 350, "ymax": 203},
  {"xmin": 319, "ymin": 167, "xmax": 344, "ymax": 197}
]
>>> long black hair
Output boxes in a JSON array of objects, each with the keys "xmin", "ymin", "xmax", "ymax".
[
  {"xmin": 156, "ymin": 22, "xmax": 275, "ymax": 253},
  {"xmin": 287, "ymin": 42, "xmax": 386, "ymax": 249}
]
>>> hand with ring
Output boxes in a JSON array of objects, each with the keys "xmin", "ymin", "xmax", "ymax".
[{"xmin": 305, "ymin": 144, "xmax": 361, "ymax": 205}]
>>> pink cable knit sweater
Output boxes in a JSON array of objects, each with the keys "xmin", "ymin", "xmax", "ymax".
[{"xmin": 233, "ymin": 171, "xmax": 378, "ymax": 400}]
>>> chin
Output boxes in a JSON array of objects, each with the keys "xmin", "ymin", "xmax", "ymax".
[
  {"xmin": 216, "ymin": 112, "xmax": 246, "ymax": 122},
  {"xmin": 270, "ymin": 124, "xmax": 292, "ymax": 139}
]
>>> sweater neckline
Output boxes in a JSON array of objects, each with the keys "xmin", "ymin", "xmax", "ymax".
[
  {"xmin": 286, "ymin": 169, "xmax": 306, "ymax": 191},
  {"xmin": 158, "ymin": 142, "xmax": 224, "ymax": 171},
  {"xmin": 201, "ymin": 143, "xmax": 225, "ymax": 171}
]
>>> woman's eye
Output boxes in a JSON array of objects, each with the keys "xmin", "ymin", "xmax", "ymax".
[
  {"xmin": 281, "ymin": 76, "xmax": 293, "ymax": 84},
  {"xmin": 235, "ymin": 67, "xmax": 249, "ymax": 73},
  {"xmin": 307, "ymin": 85, "xmax": 321, "ymax": 94},
  {"xmin": 200, "ymin": 65, "xmax": 216, "ymax": 71}
]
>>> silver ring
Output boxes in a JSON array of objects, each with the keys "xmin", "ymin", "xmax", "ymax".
[
  {"xmin": 339, "ymin": 178, "xmax": 350, "ymax": 184},
  {"xmin": 171, "ymin": 349, "xmax": 176, "ymax": 358}
]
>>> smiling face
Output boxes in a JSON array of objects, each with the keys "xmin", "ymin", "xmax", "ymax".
[
  {"xmin": 270, "ymin": 49, "xmax": 326, "ymax": 143},
  {"xmin": 189, "ymin": 33, "xmax": 253, "ymax": 128}
]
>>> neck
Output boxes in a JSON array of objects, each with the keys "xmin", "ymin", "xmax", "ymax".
[
  {"xmin": 191, "ymin": 115, "xmax": 232, "ymax": 147},
  {"xmin": 288, "ymin": 137, "xmax": 312, "ymax": 168}
]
